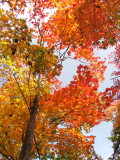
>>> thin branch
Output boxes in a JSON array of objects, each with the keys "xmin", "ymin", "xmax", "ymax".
[
  {"xmin": 0, "ymin": 150, "xmax": 11, "ymax": 160},
  {"xmin": 0, "ymin": 142, "xmax": 15, "ymax": 160},
  {"xmin": 48, "ymin": 108, "xmax": 75, "ymax": 127},
  {"xmin": 37, "ymin": 24, "xmax": 44, "ymax": 45},
  {"xmin": 14, "ymin": 5, "xmax": 23, "ymax": 18},
  {"xmin": 111, "ymin": 75, "xmax": 120, "ymax": 80},
  {"xmin": 33, "ymin": 136, "xmax": 41, "ymax": 160},
  {"xmin": 34, "ymin": 0, "xmax": 44, "ymax": 45},
  {"xmin": 59, "ymin": 45, "xmax": 70, "ymax": 60},
  {"xmin": 13, "ymin": 73, "xmax": 29, "ymax": 108},
  {"xmin": 2, "ymin": 55, "xmax": 29, "ymax": 110},
  {"xmin": 27, "ymin": 66, "xmax": 32, "ymax": 108}
]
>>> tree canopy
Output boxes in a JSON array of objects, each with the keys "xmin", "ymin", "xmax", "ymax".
[{"xmin": 0, "ymin": 0, "xmax": 120, "ymax": 159}]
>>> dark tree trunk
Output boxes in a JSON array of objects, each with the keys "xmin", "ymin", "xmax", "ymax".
[{"xmin": 19, "ymin": 95, "xmax": 39, "ymax": 160}]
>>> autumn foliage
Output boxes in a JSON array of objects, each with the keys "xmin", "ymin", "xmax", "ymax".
[{"xmin": 0, "ymin": 0, "xmax": 120, "ymax": 159}]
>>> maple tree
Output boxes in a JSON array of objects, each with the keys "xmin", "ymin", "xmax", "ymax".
[
  {"xmin": 106, "ymin": 101, "xmax": 120, "ymax": 160},
  {"xmin": 107, "ymin": 43, "xmax": 120, "ymax": 160},
  {"xmin": 0, "ymin": 0, "xmax": 120, "ymax": 160}
]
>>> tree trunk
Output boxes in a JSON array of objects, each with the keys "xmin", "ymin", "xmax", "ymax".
[{"xmin": 19, "ymin": 95, "xmax": 39, "ymax": 160}]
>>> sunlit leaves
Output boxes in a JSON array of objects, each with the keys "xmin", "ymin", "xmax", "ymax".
[
  {"xmin": 40, "ymin": 0, "xmax": 120, "ymax": 55},
  {"xmin": 0, "ymin": 0, "xmax": 119, "ymax": 159}
]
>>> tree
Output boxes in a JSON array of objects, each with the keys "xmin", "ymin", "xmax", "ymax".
[
  {"xmin": 0, "ymin": 0, "xmax": 119, "ymax": 159},
  {"xmin": 107, "ymin": 101, "xmax": 120, "ymax": 160},
  {"xmin": 107, "ymin": 44, "xmax": 120, "ymax": 159}
]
